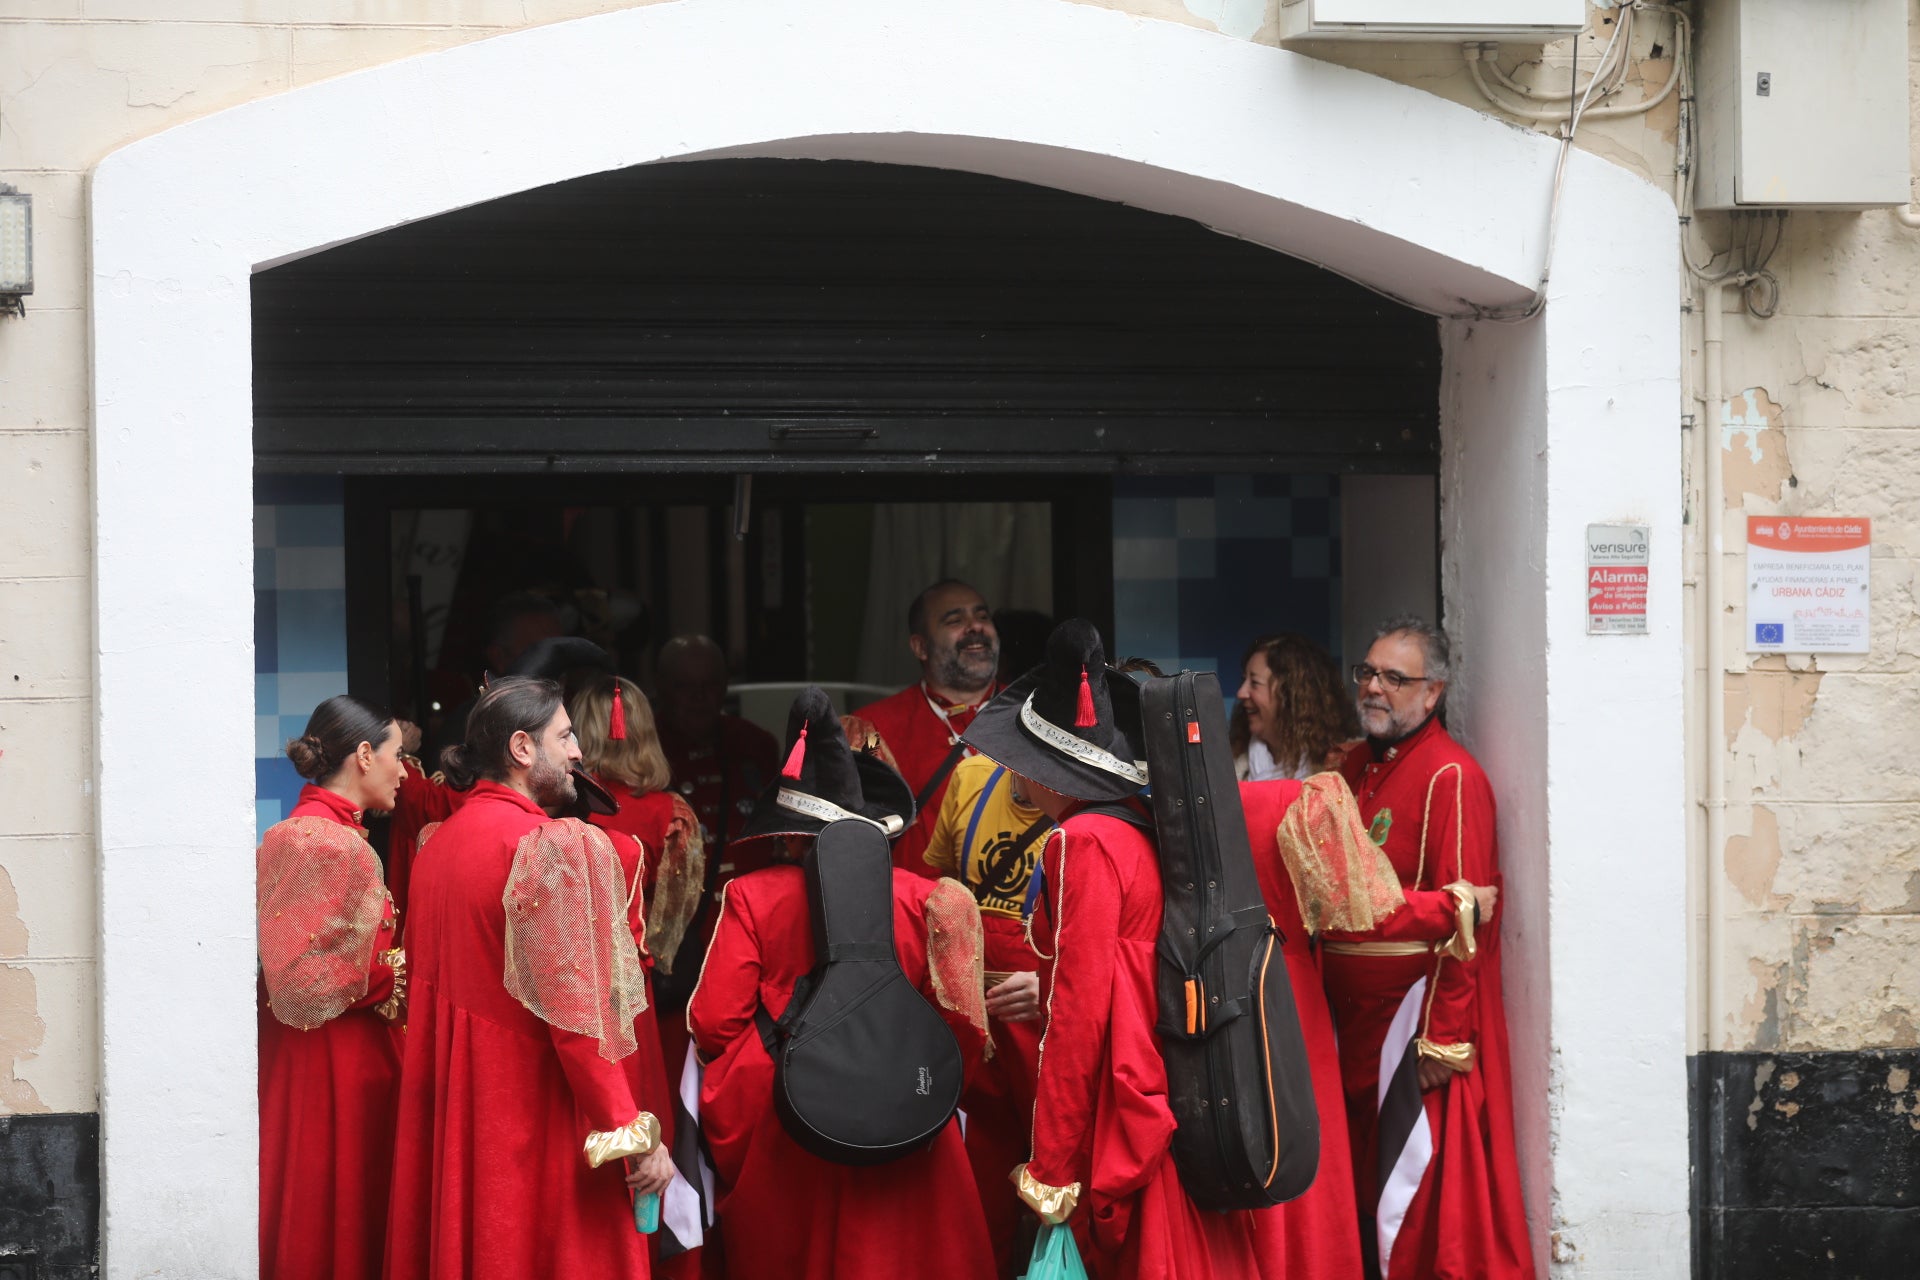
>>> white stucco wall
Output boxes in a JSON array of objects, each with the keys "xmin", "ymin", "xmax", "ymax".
[{"xmin": 84, "ymin": 0, "xmax": 1681, "ymax": 1274}]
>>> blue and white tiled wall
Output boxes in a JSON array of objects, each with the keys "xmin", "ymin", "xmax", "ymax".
[
  {"xmin": 254, "ymin": 478, "xmax": 348, "ymax": 839},
  {"xmin": 1111, "ymin": 473, "xmax": 1341, "ymax": 685}
]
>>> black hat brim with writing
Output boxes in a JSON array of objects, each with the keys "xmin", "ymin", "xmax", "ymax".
[
  {"xmin": 734, "ymin": 751, "xmax": 915, "ymax": 845},
  {"xmin": 962, "ymin": 666, "xmax": 1147, "ymax": 803}
]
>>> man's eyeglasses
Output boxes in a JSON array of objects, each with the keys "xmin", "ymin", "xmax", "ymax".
[{"xmin": 1351, "ymin": 663, "xmax": 1434, "ymax": 692}]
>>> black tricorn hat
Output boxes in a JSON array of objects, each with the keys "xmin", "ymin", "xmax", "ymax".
[
  {"xmin": 962, "ymin": 618, "xmax": 1147, "ymax": 803},
  {"xmin": 736, "ymin": 686, "xmax": 917, "ymax": 845}
]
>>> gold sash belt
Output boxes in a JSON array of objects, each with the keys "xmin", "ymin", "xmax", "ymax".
[{"xmin": 1320, "ymin": 940, "xmax": 1434, "ymax": 957}]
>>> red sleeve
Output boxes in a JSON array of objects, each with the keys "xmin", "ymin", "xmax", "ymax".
[
  {"xmin": 1366, "ymin": 888, "xmax": 1471, "ymax": 942},
  {"xmin": 1421, "ymin": 764, "xmax": 1499, "ymax": 1048},
  {"xmin": 548, "ymin": 1024, "xmax": 644, "ymax": 1134},
  {"xmin": 1026, "ymin": 828, "xmax": 1118, "ymax": 1191},
  {"xmin": 395, "ymin": 760, "xmax": 457, "ymax": 823},
  {"xmin": 687, "ymin": 886, "xmax": 762, "ymax": 1063}
]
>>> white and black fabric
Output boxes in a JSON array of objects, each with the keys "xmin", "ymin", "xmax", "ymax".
[
  {"xmin": 657, "ymin": 1047, "xmax": 717, "ymax": 1259},
  {"xmin": 1370, "ymin": 976, "xmax": 1435, "ymax": 1279}
]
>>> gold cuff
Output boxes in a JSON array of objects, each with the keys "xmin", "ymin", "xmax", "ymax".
[
  {"xmin": 375, "ymin": 947, "xmax": 407, "ymax": 1023},
  {"xmin": 584, "ymin": 1111, "xmax": 661, "ymax": 1169},
  {"xmin": 1415, "ymin": 1038, "xmax": 1477, "ymax": 1073},
  {"xmin": 1439, "ymin": 881, "xmax": 1479, "ymax": 963},
  {"xmin": 1012, "ymin": 1163, "xmax": 1081, "ymax": 1224}
]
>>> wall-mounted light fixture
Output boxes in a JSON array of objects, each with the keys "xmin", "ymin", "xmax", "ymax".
[{"xmin": 0, "ymin": 185, "xmax": 32, "ymax": 318}]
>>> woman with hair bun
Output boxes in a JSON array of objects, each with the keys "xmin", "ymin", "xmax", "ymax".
[{"xmin": 259, "ymin": 694, "xmax": 407, "ymax": 1280}]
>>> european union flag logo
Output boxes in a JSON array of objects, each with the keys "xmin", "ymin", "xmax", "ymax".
[{"xmin": 1755, "ymin": 622, "xmax": 1785, "ymax": 645}]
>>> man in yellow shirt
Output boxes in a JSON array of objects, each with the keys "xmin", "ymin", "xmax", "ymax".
[{"xmin": 924, "ymin": 752, "xmax": 1050, "ymax": 1276}]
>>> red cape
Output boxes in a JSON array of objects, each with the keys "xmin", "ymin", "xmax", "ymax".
[
  {"xmin": 1238, "ymin": 780, "xmax": 1367, "ymax": 1280},
  {"xmin": 259, "ymin": 787, "xmax": 401, "ymax": 1280},
  {"xmin": 1028, "ymin": 810, "xmax": 1260, "ymax": 1280},
  {"xmin": 386, "ymin": 782, "xmax": 667, "ymax": 1280},
  {"xmin": 688, "ymin": 864, "xmax": 994, "ymax": 1280}
]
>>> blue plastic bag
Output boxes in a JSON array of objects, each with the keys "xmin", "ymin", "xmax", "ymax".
[{"xmin": 1019, "ymin": 1223, "xmax": 1089, "ymax": 1280}]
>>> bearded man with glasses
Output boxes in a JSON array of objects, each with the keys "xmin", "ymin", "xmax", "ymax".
[{"xmin": 1320, "ymin": 616, "xmax": 1533, "ymax": 1280}]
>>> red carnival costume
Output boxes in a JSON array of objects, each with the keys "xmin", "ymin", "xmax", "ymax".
[
  {"xmin": 688, "ymin": 866, "xmax": 995, "ymax": 1280},
  {"xmin": 385, "ymin": 781, "xmax": 666, "ymax": 1280},
  {"xmin": 1023, "ymin": 808, "xmax": 1260, "ymax": 1280},
  {"xmin": 589, "ymin": 782, "xmax": 708, "ymax": 1140},
  {"xmin": 257, "ymin": 785, "xmax": 403, "ymax": 1280},
  {"xmin": 387, "ymin": 755, "xmax": 459, "ymax": 925},
  {"xmin": 964, "ymin": 620, "xmax": 1257, "ymax": 1280},
  {"xmin": 1241, "ymin": 775, "xmax": 1407, "ymax": 1280},
  {"xmin": 687, "ymin": 687, "xmax": 994, "ymax": 1280},
  {"xmin": 1326, "ymin": 717, "xmax": 1533, "ymax": 1280},
  {"xmin": 854, "ymin": 682, "xmax": 995, "ymax": 877},
  {"xmin": 923, "ymin": 753, "xmax": 1050, "ymax": 1275}
]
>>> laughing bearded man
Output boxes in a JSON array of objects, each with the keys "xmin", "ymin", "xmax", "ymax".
[{"xmin": 851, "ymin": 579, "xmax": 1002, "ymax": 876}]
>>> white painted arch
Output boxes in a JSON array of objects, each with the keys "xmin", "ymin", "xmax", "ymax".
[{"xmin": 90, "ymin": 0, "xmax": 1685, "ymax": 1275}]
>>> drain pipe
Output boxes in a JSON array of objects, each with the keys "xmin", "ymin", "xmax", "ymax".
[{"xmin": 1701, "ymin": 281, "xmax": 1734, "ymax": 1050}]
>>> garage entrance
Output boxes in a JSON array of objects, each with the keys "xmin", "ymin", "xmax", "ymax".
[{"xmin": 250, "ymin": 158, "xmax": 1439, "ymax": 761}]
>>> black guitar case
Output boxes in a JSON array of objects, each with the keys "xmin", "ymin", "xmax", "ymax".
[
  {"xmin": 1139, "ymin": 670, "xmax": 1320, "ymax": 1209},
  {"xmin": 754, "ymin": 818, "xmax": 964, "ymax": 1166}
]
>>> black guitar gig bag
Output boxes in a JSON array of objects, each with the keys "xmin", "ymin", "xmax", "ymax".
[
  {"xmin": 754, "ymin": 817, "xmax": 964, "ymax": 1166},
  {"xmin": 1139, "ymin": 669, "xmax": 1320, "ymax": 1209}
]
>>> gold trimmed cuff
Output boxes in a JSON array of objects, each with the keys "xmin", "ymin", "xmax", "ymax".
[
  {"xmin": 1415, "ymin": 1038, "xmax": 1477, "ymax": 1073},
  {"xmin": 1439, "ymin": 881, "xmax": 1479, "ymax": 963},
  {"xmin": 375, "ymin": 948, "xmax": 407, "ymax": 1023},
  {"xmin": 1012, "ymin": 1163, "xmax": 1082, "ymax": 1225},
  {"xmin": 583, "ymin": 1111, "xmax": 662, "ymax": 1169}
]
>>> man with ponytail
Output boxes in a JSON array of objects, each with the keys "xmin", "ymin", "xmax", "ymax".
[{"xmin": 386, "ymin": 676, "xmax": 674, "ymax": 1280}]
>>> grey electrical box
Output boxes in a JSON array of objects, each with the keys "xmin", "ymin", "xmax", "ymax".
[{"xmin": 1696, "ymin": 0, "xmax": 1909, "ymax": 209}]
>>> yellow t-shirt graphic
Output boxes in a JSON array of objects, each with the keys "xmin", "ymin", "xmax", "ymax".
[{"xmin": 924, "ymin": 753, "xmax": 1051, "ymax": 920}]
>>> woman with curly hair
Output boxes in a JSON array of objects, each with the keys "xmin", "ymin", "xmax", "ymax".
[{"xmin": 1232, "ymin": 632, "xmax": 1359, "ymax": 782}]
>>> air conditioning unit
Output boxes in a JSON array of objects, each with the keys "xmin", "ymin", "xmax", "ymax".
[{"xmin": 1278, "ymin": 0, "xmax": 1588, "ymax": 44}]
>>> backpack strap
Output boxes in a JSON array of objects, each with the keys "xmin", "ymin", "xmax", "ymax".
[
  {"xmin": 961, "ymin": 766, "xmax": 1054, "ymax": 905},
  {"xmin": 754, "ymin": 972, "xmax": 818, "ymax": 1058},
  {"xmin": 1076, "ymin": 800, "xmax": 1154, "ymax": 831},
  {"xmin": 914, "ymin": 741, "xmax": 969, "ymax": 814}
]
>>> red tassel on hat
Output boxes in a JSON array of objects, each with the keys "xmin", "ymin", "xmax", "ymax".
[
  {"xmin": 781, "ymin": 722, "xmax": 810, "ymax": 780},
  {"xmin": 1074, "ymin": 665, "xmax": 1097, "ymax": 728},
  {"xmin": 608, "ymin": 682, "xmax": 627, "ymax": 740}
]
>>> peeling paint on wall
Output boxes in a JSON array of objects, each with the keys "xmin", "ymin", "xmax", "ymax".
[
  {"xmin": 0, "ymin": 964, "xmax": 48, "ymax": 1115},
  {"xmin": 1721, "ymin": 387, "xmax": 1792, "ymax": 506},
  {"xmin": 1722, "ymin": 661, "xmax": 1824, "ymax": 747},
  {"xmin": 1725, "ymin": 804, "xmax": 1787, "ymax": 910},
  {"xmin": 0, "ymin": 862, "xmax": 47, "ymax": 1114}
]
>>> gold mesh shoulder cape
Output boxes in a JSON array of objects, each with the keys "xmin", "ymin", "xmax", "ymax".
[
  {"xmin": 643, "ymin": 793, "xmax": 706, "ymax": 975},
  {"xmin": 502, "ymin": 817, "xmax": 648, "ymax": 1061},
  {"xmin": 1278, "ymin": 772, "xmax": 1406, "ymax": 934},
  {"xmin": 257, "ymin": 816, "xmax": 390, "ymax": 1030},
  {"xmin": 924, "ymin": 876, "xmax": 991, "ymax": 1050}
]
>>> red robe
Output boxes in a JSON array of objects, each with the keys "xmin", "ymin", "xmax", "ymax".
[
  {"xmin": 387, "ymin": 756, "xmax": 459, "ymax": 928},
  {"xmin": 1325, "ymin": 719, "xmax": 1533, "ymax": 1280},
  {"xmin": 688, "ymin": 865, "xmax": 995, "ymax": 1280},
  {"xmin": 853, "ymin": 682, "xmax": 994, "ymax": 878},
  {"xmin": 1238, "ymin": 780, "xmax": 1367, "ymax": 1280},
  {"xmin": 259, "ymin": 785, "xmax": 401, "ymax": 1280},
  {"xmin": 386, "ymin": 781, "xmax": 662, "ymax": 1280},
  {"xmin": 588, "ymin": 782, "xmax": 693, "ymax": 1271},
  {"xmin": 1028, "ymin": 808, "xmax": 1259, "ymax": 1280}
]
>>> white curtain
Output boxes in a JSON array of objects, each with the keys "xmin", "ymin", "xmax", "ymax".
[{"xmin": 854, "ymin": 503, "xmax": 1054, "ymax": 689}]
